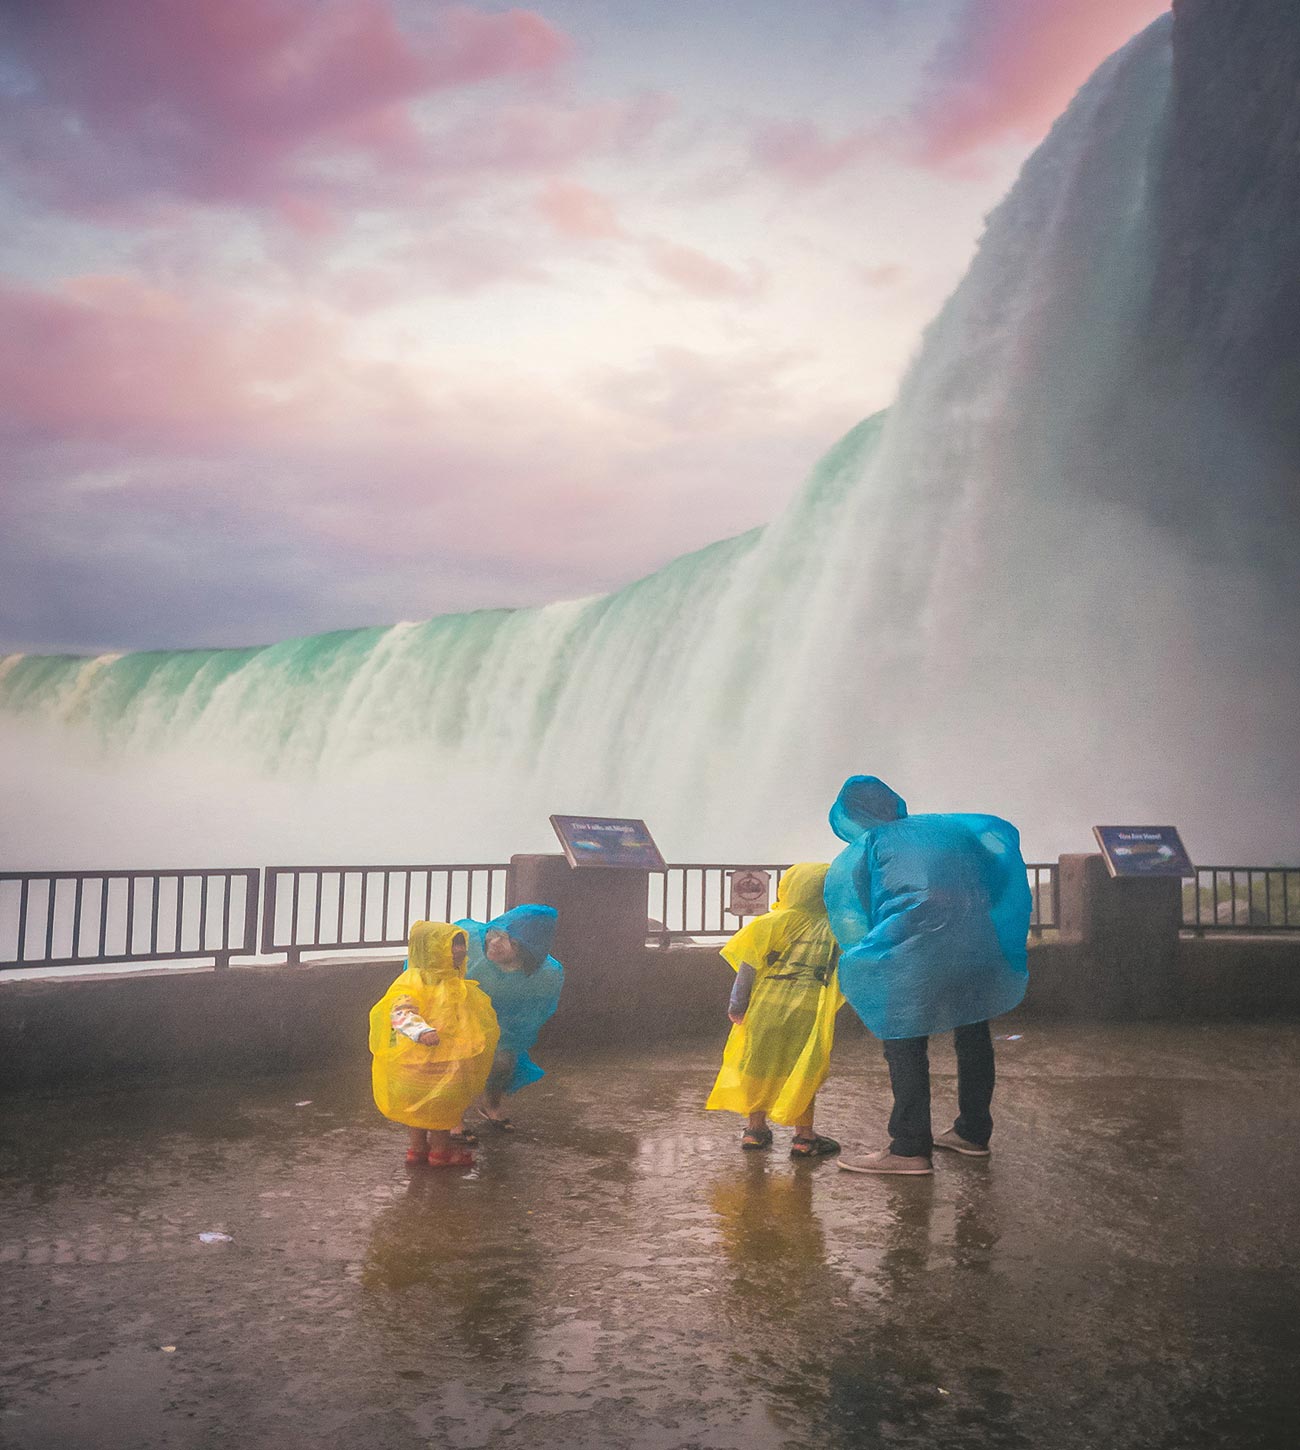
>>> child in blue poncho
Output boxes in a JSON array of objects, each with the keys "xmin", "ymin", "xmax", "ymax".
[{"xmin": 452, "ymin": 904, "xmax": 564, "ymax": 1141}]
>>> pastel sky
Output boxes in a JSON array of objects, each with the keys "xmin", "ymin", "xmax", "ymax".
[{"xmin": 0, "ymin": 0, "xmax": 1167, "ymax": 653}]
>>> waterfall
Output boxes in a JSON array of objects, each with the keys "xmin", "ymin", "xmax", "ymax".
[{"xmin": 3, "ymin": 14, "xmax": 1297, "ymax": 869}]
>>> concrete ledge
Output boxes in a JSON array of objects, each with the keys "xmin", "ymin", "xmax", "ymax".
[
  {"xmin": 1177, "ymin": 933, "xmax": 1300, "ymax": 1016},
  {"xmin": 0, "ymin": 956, "xmax": 399, "ymax": 1093},
  {"xmin": 3, "ymin": 934, "xmax": 1297, "ymax": 1095},
  {"xmin": 0, "ymin": 944, "xmax": 738, "ymax": 1094}
]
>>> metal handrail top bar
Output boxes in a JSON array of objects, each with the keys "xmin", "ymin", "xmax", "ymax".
[
  {"xmin": 264, "ymin": 863, "xmax": 508, "ymax": 873},
  {"xmin": 1, "ymin": 867, "xmax": 256, "ymax": 880},
  {"xmin": 658, "ymin": 862, "xmax": 792, "ymax": 870},
  {"xmin": 1193, "ymin": 864, "xmax": 1299, "ymax": 871}
]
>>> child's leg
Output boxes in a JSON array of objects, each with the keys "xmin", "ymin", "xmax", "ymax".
[
  {"xmin": 741, "ymin": 1110, "xmax": 771, "ymax": 1148},
  {"xmin": 791, "ymin": 1096, "xmax": 840, "ymax": 1157},
  {"xmin": 405, "ymin": 1127, "xmax": 430, "ymax": 1163},
  {"xmin": 480, "ymin": 1050, "xmax": 516, "ymax": 1125},
  {"xmin": 427, "ymin": 1128, "xmax": 473, "ymax": 1166}
]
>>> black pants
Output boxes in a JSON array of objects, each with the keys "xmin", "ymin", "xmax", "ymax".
[{"xmin": 881, "ymin": 1021, "xmax": 994, "ymax": 1157}]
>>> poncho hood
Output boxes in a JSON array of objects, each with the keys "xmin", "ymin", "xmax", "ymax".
[
  {"xmin": 406, "ymin": 920, "xmax": 468, "ymax": 985},
  {"xmin": 488, "ymin": 904, "xmax": 558, "ymax": 974},
  {"xmin": 829, "ymin": 776, "xmax": 907, "ymax": 842},
  {"xmin": 772, "ymin": 862, "xmax": 831, "ymax": 916}
]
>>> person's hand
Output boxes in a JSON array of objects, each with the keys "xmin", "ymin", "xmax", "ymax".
[
  {"xmin": 728, "ymin": 1011, "xmax": 745, "ymax": 1026},
  {"xmin": 419, "ymin": 1028, "xmax": 439, "ymax": 1045}
]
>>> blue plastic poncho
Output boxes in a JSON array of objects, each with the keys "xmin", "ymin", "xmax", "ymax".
[
  {"xmin": 824, "ymin": 776, "xmax": 1032, "ymax": 1040},
  {"xmin": 455, "ymin": 905, "xmax": 564, "ymax": 1095}
]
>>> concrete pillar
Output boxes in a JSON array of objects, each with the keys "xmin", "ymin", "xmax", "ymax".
[
  {"xmin": 506, "ymin": 854, "xmax": 652, "ymax": 1038},
  {"xmin": 1056, "ymin": 853, "xmax": 1183, "ymax": 1018}
]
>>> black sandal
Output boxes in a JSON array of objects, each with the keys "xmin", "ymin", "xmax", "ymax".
[
  {"xmin": 741, "ymin": 1127, "xmax": 774, "ymax": 1151},
  {"xmin": 791, "ymin": 1134, "xmax": 840, "ymax": 1158},
  {"xmin": 450, "ymin": 1128, "xmax": 479, "ymax": 1147}
]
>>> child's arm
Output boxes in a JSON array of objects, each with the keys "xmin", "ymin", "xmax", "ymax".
[
  {"xmin": 391, "ymin": 996, "xmax": 439, "ymax": 1046},
  {"xmin": 728, "ymin": 963, "xmax": 757, "ymax": 1024}
]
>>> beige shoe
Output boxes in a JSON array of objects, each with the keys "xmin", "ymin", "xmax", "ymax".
[
  {"xmin": 933, "ymin": 1130, "xmax": 991, "ymax": 1157},
  {"xmin": 838, "ymin": 1150, "xmax": 933, "ymax": 1175}
]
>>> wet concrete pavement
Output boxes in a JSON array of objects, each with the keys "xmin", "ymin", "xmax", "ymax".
[{"xmin": 1, "ymin": 1022, "xmax": 1298, "ymax": 1449}]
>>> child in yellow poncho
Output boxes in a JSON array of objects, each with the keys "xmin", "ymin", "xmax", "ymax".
[
  {"xmin": 369, "ymin": 921, "xmax": 500, "ymax": 1169},
  {"xmin": 706, "ymin": 862, "xmax": 844, "ymax": 1158}
]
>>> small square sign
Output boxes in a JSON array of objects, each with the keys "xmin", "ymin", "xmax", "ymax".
[
  {"xmin": 727, "ymin": 869, "xmax": 772, "ymax": 917},
  {"xmin": 1093, "ymin": 826, "xmax": 1195, "ymax": 878},
  {"xmin": 550, "ymin": 815, "xmax": 667, "ymax": 871}
]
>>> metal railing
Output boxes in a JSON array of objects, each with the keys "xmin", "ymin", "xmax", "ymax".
[
  {"xmin": 0, "ymin": 869, "xmax": 259, "ymax": 971},
  {"xmin": 260, "ymin": 864, "xmax": 509, "ymax": 964},
  {"xmin": 649, "ymin": 863, "xmax": 791, "ymax": 947},
  {"xmin": 7, "ymin": 856, "xmax": 1296, "ymax": 974},
  {"xmin": 1184, "ymin": 867, "xmax": 1300, "ymax": 933},
  {"xmin": 650, "ymin": 862, "xmax": 1061, "ymax": 944}
]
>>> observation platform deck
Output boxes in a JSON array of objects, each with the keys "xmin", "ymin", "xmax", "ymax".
[{"xmin": 1, "ymin": 1022, "xmax": 1297, "ymax": 1449}]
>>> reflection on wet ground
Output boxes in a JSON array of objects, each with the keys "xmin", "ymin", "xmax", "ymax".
[{"xmin": 1, "ymin": 1022, "xmax": 1298, "ymax": 1448}]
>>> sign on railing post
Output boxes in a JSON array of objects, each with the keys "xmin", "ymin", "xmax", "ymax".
[{"xmin": 727, "ymin": 869, "xmax": 771, "ymax": 917}]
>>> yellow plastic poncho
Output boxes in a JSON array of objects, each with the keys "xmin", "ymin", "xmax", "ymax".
[
  {"xmin": 706, "ymin": 862, "xmax": 844, "ymax": 1126},
  {"xmin": 369, "ymin": 921, "xmax": 501, "ymax": 1131}
]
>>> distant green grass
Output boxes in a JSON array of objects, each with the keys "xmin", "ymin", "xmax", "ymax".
[{"xmin": 1183, "ymin": 869, "xmax": 1300, "ymax": 927}]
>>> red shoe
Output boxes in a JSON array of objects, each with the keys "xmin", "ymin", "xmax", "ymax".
[
  {"xmin": 427, "ymin": 1148, "xmax": 474, "ymax": 1169},
  {"xmin": 404, "ymin": 1147, "xmax": 428, "ymax": 1166}
]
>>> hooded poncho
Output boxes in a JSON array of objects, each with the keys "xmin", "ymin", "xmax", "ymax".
[
  {"xmin": 824, "ymin": 776, "xmax": 1032, "ymax": 1040},
  {"xmin": 369, "ymin": 921, "xmax": 501, "ymax": 1130},
  {"xmin": 456, "ymin": 904, "xmax": 564, "ymax": 1096},
  {"xmin": 705, "ymin": 862, "xmax": 844, "ymax": 1125}
]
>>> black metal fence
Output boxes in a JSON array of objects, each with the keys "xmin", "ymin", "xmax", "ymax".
[
  {"xmin": 648, "ymin": 863, "xmax": 791, "ymax": 947},
  {"xmin": 650, "ymin": 862, "xmax": 1062, "ymax": 944},
  {"xmin": 1184, "ymin": 867, "xmax": 1300, "ymax": 932},
  {"xmin": 260, "ymin": 864, "xmax": 509, "ymax": 965},
  {"xmin": 3, "ymin": 857, "xmax": 1293, "ymax": 974},
  {"xmin": 0, "ymin": 869, "xmax": 259, "ymax": 971}
]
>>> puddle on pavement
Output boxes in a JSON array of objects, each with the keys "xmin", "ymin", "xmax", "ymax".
[{"xmin": 2, "ymin": 1027, "xmax": 1299, "ymax": 1448}]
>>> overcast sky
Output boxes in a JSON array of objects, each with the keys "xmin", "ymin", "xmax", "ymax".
[{"xmin": 0, "ymin": 0, "xmax": 1166, "ymax": 654}]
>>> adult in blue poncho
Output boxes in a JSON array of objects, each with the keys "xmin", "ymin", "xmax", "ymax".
[
  {"xmin": 452, "ymin": 904, "xmax": 564, "ymax": 1138},
  {"xmin": 823, "ymin": 776, "xmax": 1032, "ymax": 1176}
]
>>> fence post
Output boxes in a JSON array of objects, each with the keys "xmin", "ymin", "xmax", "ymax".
[{"xmin": 260, "ymin": 869, "xmax": 278, "ymax": 956}]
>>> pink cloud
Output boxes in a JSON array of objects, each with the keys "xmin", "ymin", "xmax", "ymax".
[
  {"xmin": 332, "ymin": 241, "xmax": 547, "ymax": 307},
  {"xmin": 641, "ymin": 239, "xmax": 763, "ymax": 300},
  {"xmin": 0, "ymin": 277, "xmax": 337, "ymax": 448},
  {"xmin": 912, "ymin": 0, "xmax": 1169, "ymax": 166},
  {"xmin": 536, "ymin": 179, "xmax": 624, "ymax": 240},
  {"xmin": 429, "ymin": 93, "xmax": 670, "ymax": 177},
  {"xmin": 750, "ymin": 120, "xmax": 879, "ymax": 187},
  {"xmin": 0, "ymin": 0, "xmax": 571, "ymax": 212}
]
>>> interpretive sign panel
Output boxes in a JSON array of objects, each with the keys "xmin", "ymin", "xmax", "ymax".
[
  {"xmin": 550, "ymin": 815, "xmax": 667, "ymax": 871},
  {"xmin": 727, "ymin": 869, "xmax": 772, "ymax": 917},
  {"xmin": 1093, "ymin": 826, "xmax": 1195, "ymax": 878}
]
